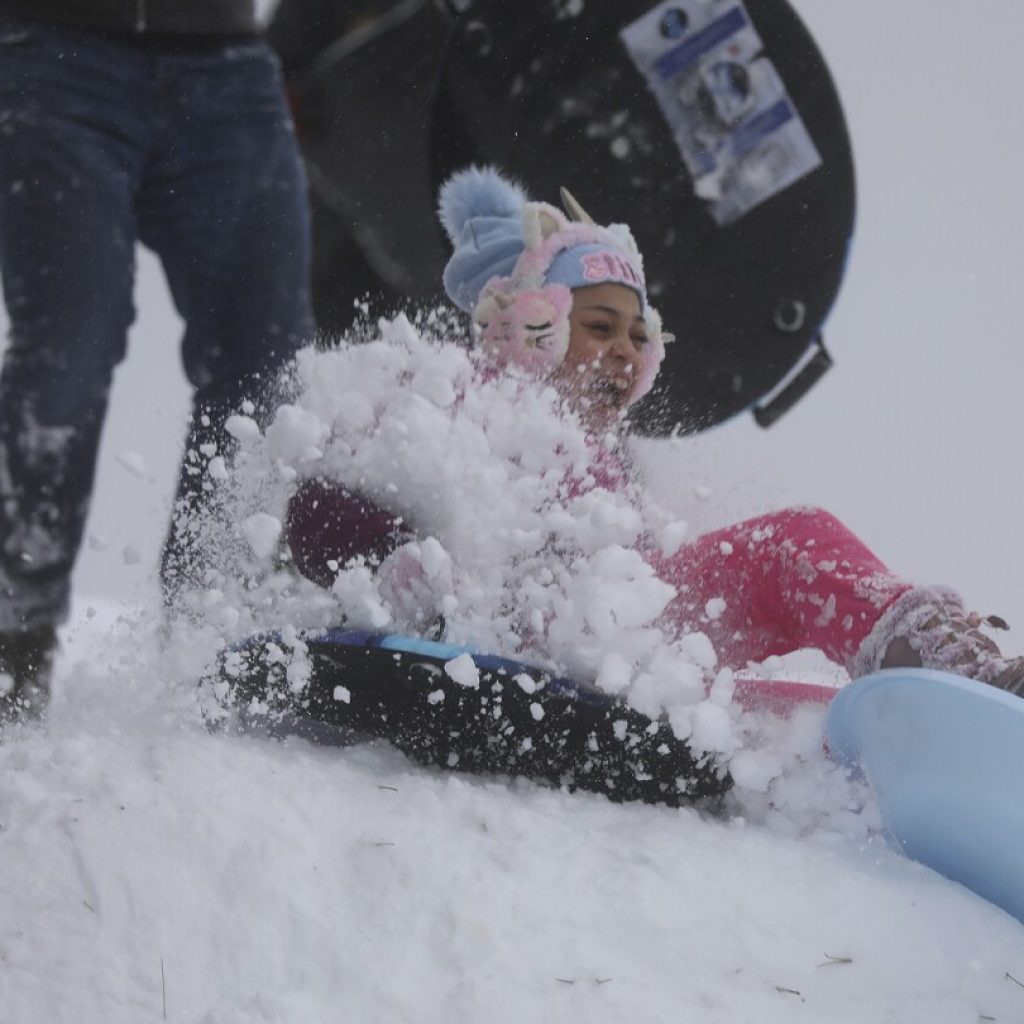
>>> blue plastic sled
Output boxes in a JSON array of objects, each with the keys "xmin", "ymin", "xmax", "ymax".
[{"xmin": 826, "ymin": 668, "xmax": 1024, "ymax": 924}]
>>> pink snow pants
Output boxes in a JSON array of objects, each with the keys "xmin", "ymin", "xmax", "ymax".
[{"xmin": 650, "ymin": 507, "xmax": 912, "ymax": 671}]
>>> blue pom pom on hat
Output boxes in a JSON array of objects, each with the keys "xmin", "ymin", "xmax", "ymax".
[{"xmin": 438, "ymin": 167, "xmax": 528, "ymax": 313}]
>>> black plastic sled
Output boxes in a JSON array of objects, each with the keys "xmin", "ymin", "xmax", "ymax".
[
  {"xmin": 273, "ymin": 0, "xmax": 855, "ymax": 434},
  {"xmin": 212, "ymin": 629, "xmax": 729, "ymax": 806}
]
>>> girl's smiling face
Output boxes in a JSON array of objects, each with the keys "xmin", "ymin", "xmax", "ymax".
[{"xmin": 552, "ymin": 283, "xmax": 649, "ymax": 428}]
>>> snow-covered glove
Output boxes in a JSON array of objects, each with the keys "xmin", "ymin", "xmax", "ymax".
[{"xmin": 377, "ymin": 538, "xmax": 454, "ymax": 632}]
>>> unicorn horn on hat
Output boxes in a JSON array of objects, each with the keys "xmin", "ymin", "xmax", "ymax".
[{"xmin": 559, "ymin": 187, "xmax": 595, "ymax": 225}]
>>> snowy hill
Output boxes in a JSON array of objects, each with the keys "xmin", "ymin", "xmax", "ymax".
[
  {"xmin": 5, "ymin": 603, "xmax": 1024, "ymax": 1023},
  {"xmin": 2, "ymin": 2, "xmax": 1024, "ymax": 1022}
]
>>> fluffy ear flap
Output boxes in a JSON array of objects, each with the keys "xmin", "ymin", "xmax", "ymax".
[
  {"xmin": 627, "ymin": 303, "xmax": 669, "ymax": 407},
  {"xmin": 472, "ymin": 284, "xmax": 572, "ymax": 375}
]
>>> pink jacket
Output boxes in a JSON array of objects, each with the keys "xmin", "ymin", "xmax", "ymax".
[{"xmin": 286, "ymin": 458, "xmax": 911, "ymax": 673}]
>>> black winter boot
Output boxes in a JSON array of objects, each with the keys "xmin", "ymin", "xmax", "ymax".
[{"xmin": 0, "ymin": 625, "xmax": 57, "ymax": 726}]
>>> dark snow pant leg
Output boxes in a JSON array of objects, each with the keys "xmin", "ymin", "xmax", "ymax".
[
  {"xmin": 0, "ymin": 20, "xmax": 144, "ymax": 630},
  {"xmin": 135, "ymin": 39, "xmax": 315, "ymax": 601}
]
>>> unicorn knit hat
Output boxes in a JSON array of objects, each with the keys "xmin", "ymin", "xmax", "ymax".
[{"xmin": 437, "ymin": 166, "xmax": 667, "ymax": 405}]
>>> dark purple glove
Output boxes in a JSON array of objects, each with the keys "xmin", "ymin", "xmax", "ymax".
[{"xmin": 286, "ymin": 479, "xmax": 414, "ymax": 588}]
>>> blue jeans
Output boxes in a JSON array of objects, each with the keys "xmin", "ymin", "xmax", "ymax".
[{"xmin": 0, "ymin": 18, "xmax": 315, "ymax": 629}]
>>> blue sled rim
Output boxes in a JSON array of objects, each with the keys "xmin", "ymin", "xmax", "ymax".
[{"xmin": 825, "ymin": 667, "xmax": 1024, "ymax": 925}]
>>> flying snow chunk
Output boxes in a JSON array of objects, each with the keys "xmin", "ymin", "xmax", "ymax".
[
  {"xmin": 208, "ymin": 456, "xmax": 229, "ymax": 481},
  {"xmin": 224, "ymin": 414, "xmax": 261, "ymax": 443},
  {"xmin": 657, "ymin": 520, "xmax": 689, "ymax": 556},
  {"xmin": 418, "ymin": 536, "xmax": 452, "ymax": 582},
  {"xmin": 416, "ymin": 371, "xmax": 458, "ymax": 409},
  {"xmin": 595, "ymin": 652, "xmax": 632, "ymax": 695},
  {"xmin": 708, "ymin": 667, "xmax": 735, "ymax": 707},
  {"xmin": 242, "ymin": 513, "xmax": 282, "ymax": 559},
  {"xmin": 380, "ymin": 311, "xmax": 420, "ymax": 347},
  {"xmin": 678, "ymin": 631, "xmax": 717, "ymax": 669},
  {"xmin": 265, "ymin": 404, "xmax": 325, "ymax": 464},
  {"xmin": 287, "ymin": 659, "xmax": 311, "ymax": 693},
  {"xmin": 668, "ymin": 704, "xmax": 693, "ymax": 741},
  {"xmin": 705, "ymin": 597, "xmax": 727, "ymax": 621},
  {"xmin": 589, "ymin": 545, "xmax": 649, "ymax": 579},
  {"xmin": 689, "ymin": 700, "xmax": 736, "ymax": 756},
  {"xmin": 333, "ymin": 686, "xmax": 351, "ymax": 704},
  {"xmin": 361, "ymin": 597, "xmax": 391, "ymax": 631},
  {"xmin": 515, "ymin": 673, "xmax": 539, "ymax": 694},
  {"xmin": 629, "ymin": 658, "xmax": 704, "ymax": 719},
  {"xmin": 728, "ymin": 749, "xmax": 783, "ymax": 793},
  {"xmin": 332, "ymin": 392, "xmax": 376, "ymax": 433},
  {"xmin": 444, "ymin": 653, "xmax": 479, "ymax": 689}
]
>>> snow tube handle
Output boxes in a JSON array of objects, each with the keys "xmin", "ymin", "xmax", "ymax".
[{"xmin": 753, "ymin": 334, "xmax": 833, "ymax": 428}]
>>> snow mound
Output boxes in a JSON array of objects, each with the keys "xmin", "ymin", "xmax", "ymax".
[{"xmin": 3, "ymin": 608, "xmax": 1024, "ymax": 1023}]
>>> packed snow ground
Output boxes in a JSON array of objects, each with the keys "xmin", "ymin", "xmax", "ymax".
[{"xmin": 4, "ymin": 601, "xmax": 1024, "ymax": 1023}]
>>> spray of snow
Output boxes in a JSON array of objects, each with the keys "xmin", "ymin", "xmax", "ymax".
[{"xmin": 156, "ymin": 314, "xmax": 868, "ymax": 828}]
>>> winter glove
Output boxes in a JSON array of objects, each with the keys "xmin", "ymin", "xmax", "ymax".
[{"xmin": 377, "ymin": 538, "xmax": 454, "ymax": 632}]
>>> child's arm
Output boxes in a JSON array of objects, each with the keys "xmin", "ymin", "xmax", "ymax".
[{"xmin": 286, "ymin": 478, "xmax": 414, "ymax": 588}]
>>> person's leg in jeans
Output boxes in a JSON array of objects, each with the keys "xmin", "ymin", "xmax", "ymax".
[
  {"xmin": 137, "ymin": 39, "xmax": 315, "ymax": 606},
  {"xmin": 0, "ymin": 20, "xmax": 149, "ymax": 719}
]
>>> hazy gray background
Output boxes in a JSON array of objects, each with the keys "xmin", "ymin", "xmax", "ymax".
[{"xmin": 2, "ymin": 0, "xmax": 1021, "ymax": 642}]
